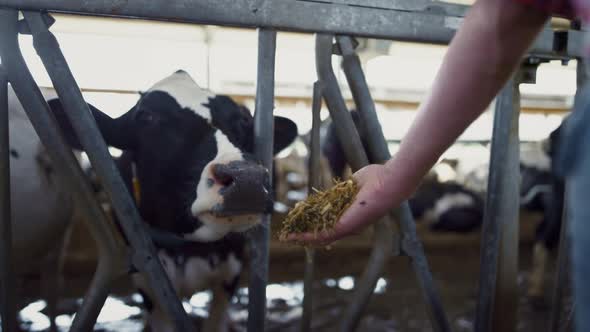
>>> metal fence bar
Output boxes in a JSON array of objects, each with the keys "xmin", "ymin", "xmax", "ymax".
[
  {"xmin": 315, "ymin": 34, "xmax": 368, "ymax": 170},
  {"xmin": 19, "ymin": 11, "xmax": 193, "ymax": 331},
  {"xmin": 316, "ymin": 34, "xmax": 389, "ymax": 331},
  {"xmin": 248, "ymin": 28, "xmax": 277, "ymax": 332},
  {"xmin": 0, "ymin": 10, "xmax": 135, "ymax": 331},
  {"xmin": 549, "ymin": 59, "xmax": 587, "ymax": 332},
  {"xmin": 70, "ymin": 262, "xmax": 119, "ymax": 332},
  {"xmin": 0, "ymin": 9, "xmax": 129, "ymax": 331},
  {"xmin": 336, "ymin": 36, "xmax": 389, "ymax": 164},
  {"xmin": 0, "ymin": 0, "xmax": 582, "ymax": 58},
  {"xmin": 492, "ymin": 79, "xmax": 521, "ymax": 332},
  {"xmin": 0, "ymin": 62, "xmax": 16, "ymax": 332},
  {"xmin": 550, "ymin": 192, "xmax": 570, "ymax": 332},
  {"xmin": 474, "ymin": 76, "xmax": 521, "ymax": 332},
  {"xmin": 300, "ymin": 81, "xmax": 323, "ymax": 332},
  {"xmin": 336, "ymin": 35, "xmax": 451, "ymax": 332}
]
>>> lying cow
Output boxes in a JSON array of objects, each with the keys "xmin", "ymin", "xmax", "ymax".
[
  {"xmin": 317, "ymin": 110, "xmax": 484, "ymax": 233},
  {"xmin": 13, "ymin": 70, "xmax": 297, "ymax": 331},
  {"xmin": 520, "ymin": 124, "xmax": 565, "ymax": 301}
]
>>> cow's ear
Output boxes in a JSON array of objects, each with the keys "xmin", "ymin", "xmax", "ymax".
[
  {"xmin": 273, "ymin": 116, "xmax": 298, "ymax": 155},
  {"xmin": 47, "ymin": 98, "xmax": 137, "ymax": 151}
]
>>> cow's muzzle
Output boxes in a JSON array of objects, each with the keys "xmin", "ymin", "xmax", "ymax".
[{"xmin": 210, "ymin": 160, "xmax": 274, "ymax": 216}]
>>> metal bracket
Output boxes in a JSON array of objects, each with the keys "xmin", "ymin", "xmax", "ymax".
[
  {"xmin": 17, "ymin": 11, "xmax": 55, "ymax": 35},
  {"xmin": 332, "ymin": 36, "xmax": 359, "ymax": 55},
  {"xmin": 519, "ymin": 56, "xmax": 552, "ymax": 84}
]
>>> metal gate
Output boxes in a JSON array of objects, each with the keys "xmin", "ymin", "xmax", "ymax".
[{"xmin": 0, "ymin": 1, "xmax": 584, "ymax": 332}]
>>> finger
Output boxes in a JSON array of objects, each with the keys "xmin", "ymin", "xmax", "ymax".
[
  {"xmin": 285, "ymin": 221, "xmax": 359, "ymax": 246},
  {"xmin": 285, "ymin": 228, "xmax": 335, "ymax": 243}
]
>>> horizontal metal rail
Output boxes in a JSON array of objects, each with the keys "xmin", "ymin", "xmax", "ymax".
[{"xmin": 0, "ymin": 0, "xmax": 584, "ymax": 57}]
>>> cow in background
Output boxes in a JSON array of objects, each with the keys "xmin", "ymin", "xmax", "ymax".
[
  {"xmin": 317, "ymin": 110, "xmax": 485, "ymax": 233},
  {"xmin": 22, "ymin": 70, "xmax": 299, "ymax": 332},
  {"xmin": 520, "ymin": 124, "xmax": 565, "ymax": 301}
]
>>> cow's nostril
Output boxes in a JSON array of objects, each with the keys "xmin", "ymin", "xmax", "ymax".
[
  {"xmin": 212, "ymin": 164, "xmax": 235, "ymax": 187},
  {"xmin": 218, "ymin": 175, "xmax": 234, "ymax": 186}
]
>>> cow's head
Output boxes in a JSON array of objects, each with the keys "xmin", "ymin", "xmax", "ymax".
[{"xmin": 48, "ymin": 70, "xmax": 298, "ymax": 241}]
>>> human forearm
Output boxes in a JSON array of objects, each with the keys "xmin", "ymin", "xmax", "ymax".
[
  {"xmin": 286, "ymin": 0, "xmax": 552, "ymax": 246},
  {"xmin": 383, "ymin": 0, "xmax": 549, "ymax": 202}
]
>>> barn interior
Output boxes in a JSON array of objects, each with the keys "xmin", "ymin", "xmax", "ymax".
[{"xmin": 1, "ymin": 1, "xmax": 578, "ymax": 331}]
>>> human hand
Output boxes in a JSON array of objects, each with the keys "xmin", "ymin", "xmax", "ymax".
[{"xmin": 284, "ymin": 164, "xmax": 397, "ymax": 247}]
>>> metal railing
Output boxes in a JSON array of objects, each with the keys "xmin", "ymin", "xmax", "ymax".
[
  {"xmin": 319, "ymin": 34, "xmax": 451, "ymax": 332},
  {"xmin": 247, "ymin": 28, "xmax": 278, "ymax": 332},
  {"xmin": 475, "ymin": 73, "xmax": 522, "ymax": 332},
  {"xmin": 0, "ymin": 10, "xmax": 193, "ymax": 331},
  {"xmin": 0, "ymin": 2, "xmax": 583, "ymax": 332},
  {"xmin": 0, "ymin": 59, "xmax": 17, "ymax": 332}
]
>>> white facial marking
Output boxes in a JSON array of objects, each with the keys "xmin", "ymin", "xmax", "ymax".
[
  {"xmin": 213, "ymin": 130, "xmax": 242, "ymax": 156},
  {"xmin": 189, "ymin": 129, "xmax": 257, "ymax": 242},
  {"xmin": 148, "ymin": 71, "xmax": 214, "ymax": 122},
  {"xmin": 191, "ymin": 131, "xmax": 243, "ymax": 216}
]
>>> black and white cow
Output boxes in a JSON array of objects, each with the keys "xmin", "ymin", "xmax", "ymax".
[
  {"xmin": 47, "ymin": 70, "xmax": 298, "ymax": 331},
  {"xmin": 520, "ymin": 124, "xmax": 565, "ymax": 300},
  {"xmin": 407, "ymin": 176, "xmax": 484, "ymax": 233},
  {"xmin": 317, "ymin": 110, "xmax": 484, "ymax": 233}
]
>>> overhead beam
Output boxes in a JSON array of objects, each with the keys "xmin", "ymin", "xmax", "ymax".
[{"xmin": 0, "ymin": 0, "xmax": 584, "ymax": 57}]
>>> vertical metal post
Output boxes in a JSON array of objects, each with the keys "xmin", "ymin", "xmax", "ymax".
[
  {"xmin": 0, "ymin": 63, "xmax": 16, "ymax": 332},
  {"xmin": 300, "ymin": 81, "xmax": 323, "ymax": 332},
  {"xmin": 335, "ymin": 36, "xmax": 389, "ymax": 164},
  {"xmin": 550, "ymin": 193, "xmax": 571, "ymax": 332},
  {"xmin": 336, "ymin": 35, "xmax": 450, "ymax": 332},
  {"xmin": 70, "ymin": 263, "xmax": 119, "ymax": 332},
  {"xmin": 315, "ymin": 34, "xmax": 368, "ymax": 170},
  {"xmin": 550, "ymin": 59, "xmax": 587, "ymax": 332},
  {"xmin": 18, "ymin": 11, "xmax": 193, "ymax": 331},
  {"xmin": 317, "ymin": 34, "xmax": 385, "ymax": 331},
  {"xmin": 248, "ymin": 28, "xmax": 277, "ymax": 332},
  {"xmin": 475, "ymin": 76, "xmax": 521, "ymax": 332},
  {"xmin": 0, "ymin": 10, "xmax": 131, "ymax": 331}
]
